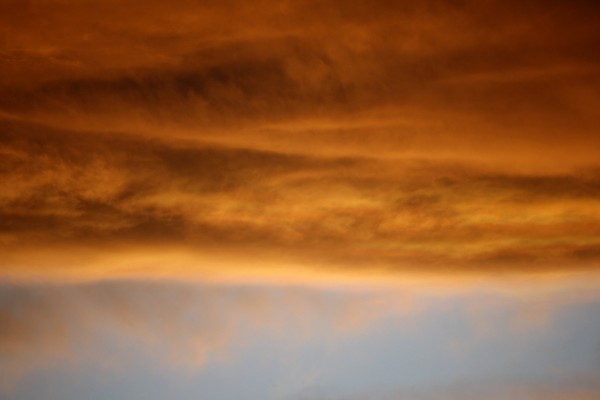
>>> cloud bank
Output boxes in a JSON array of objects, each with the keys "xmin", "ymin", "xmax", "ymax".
[{"xmin": 1, "ymin": 0, "xmax": 599, "ymax": 281}]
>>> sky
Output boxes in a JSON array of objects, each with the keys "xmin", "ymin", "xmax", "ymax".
[{"xmin": 0, "ymin": 0, "xmax": 599, "ymax": 399}]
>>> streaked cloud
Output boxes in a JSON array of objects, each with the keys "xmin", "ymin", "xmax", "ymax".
[
  {"xmin": 1, "ymin": 0, "xmax": 599, "ymax": 282},
  {"xmin": 2, "ymin": 1, "xmax": 599, "ymax": 399},
  {"xmin": 1, "ymin": 116, "xmax": 600, "ymax": 281}
]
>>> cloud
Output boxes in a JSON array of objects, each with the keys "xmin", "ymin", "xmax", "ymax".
[
  {"xmin": 0, "ymin": 276, "xmax": 598, "ymax": 395},
  {"xmin": 2, "ymin": 2, "xmax": 599, "ymax": 399},
  {"xmin": 0, "ymin": 281, "xmax": 416, "ymax": 390},
  {"xmin": 3, "ymin": 0, "xmax": 600, "ymax": 133},
  {"xmin": 1, "ymin": 114, "xmax": 600, "ymax": 281},
  {"xmin": 1, "ymin": 0, "xmax": 599, "ymax": 282}
]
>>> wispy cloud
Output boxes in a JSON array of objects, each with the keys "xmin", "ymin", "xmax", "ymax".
[
  {"xmin": 0, "ymin": 281, "xmax": 417, "ymax": 390},
  {"xmin": 1, "ymin": 116, "xmax": 600, "ymax": 281}
]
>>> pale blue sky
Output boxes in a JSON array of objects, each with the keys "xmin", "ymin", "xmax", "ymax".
[{"xmin": 1, "ymin": 280, "xmax": 599, "ymax": 400}]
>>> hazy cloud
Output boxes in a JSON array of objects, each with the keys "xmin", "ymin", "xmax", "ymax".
[{"xmin": 0, "ymin": 281, "xmax": 416, "ymax": 390}]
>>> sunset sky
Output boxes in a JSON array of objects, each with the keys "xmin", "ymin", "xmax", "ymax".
[{"xmin": 1, "ymin": 0, "xmax": 600, "ymax": 399}]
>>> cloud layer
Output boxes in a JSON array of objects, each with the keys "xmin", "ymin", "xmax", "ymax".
[{"xmin": 1, "ymin": 0, "xmax": 600, "ymax": 281}]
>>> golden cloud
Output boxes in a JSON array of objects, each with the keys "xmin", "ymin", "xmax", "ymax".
[{"xmin": 0, "ymin": 0, "xmax": 599, "ymax": 282}]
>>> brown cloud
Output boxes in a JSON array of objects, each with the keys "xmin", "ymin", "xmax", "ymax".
[
  {"xmin": 1, "ymin": 0, "xmax": 599, "ymax": 281},
  {"xmin": 1, "ymin": 113, "xmax": 600, "ymax": 281}
]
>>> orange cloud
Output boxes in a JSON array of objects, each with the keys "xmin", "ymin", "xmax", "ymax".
[
  {"xmin": 0, "ymin": 0, "xmax": 599, "ymax": 283},
  {"xmin": 1, "ymin": 115, "xmax": 600, "ymax": 281}
]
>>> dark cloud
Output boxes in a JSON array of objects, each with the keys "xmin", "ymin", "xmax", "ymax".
[
  {"xmin": 0, "ymin": 42, "xmax": 356, "ymax": 123},
  {"xmin": 2, "ymin": 0, "xmax": 599, "ymax": 129}
]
